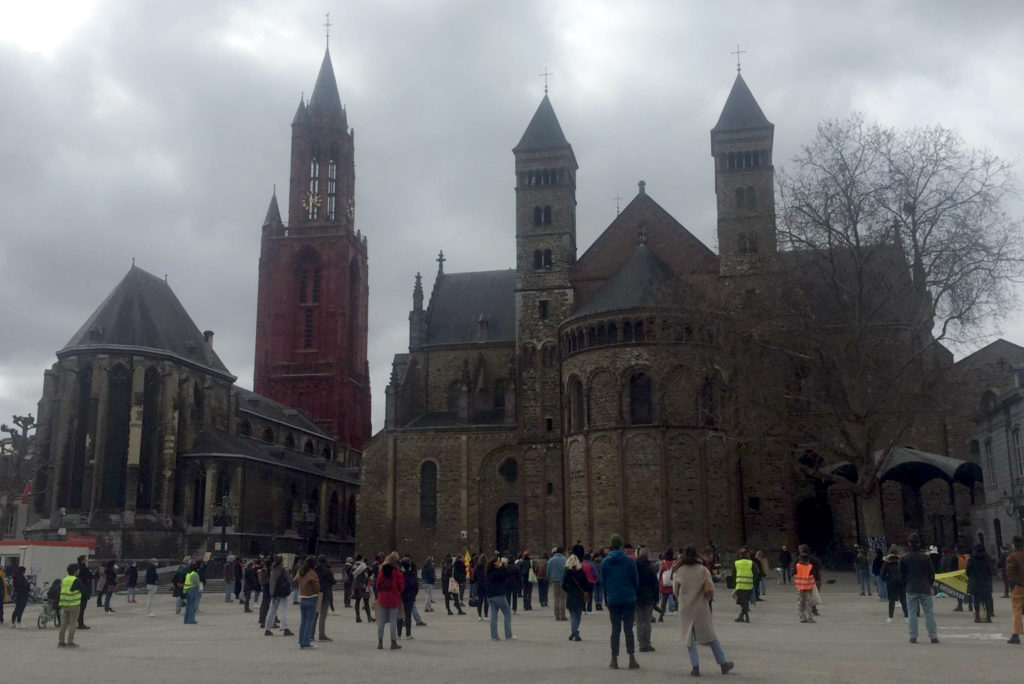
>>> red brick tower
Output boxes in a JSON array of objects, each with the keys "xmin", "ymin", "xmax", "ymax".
[{"xmin": 253, "ymin": 47, "xmax": 370, "ymax": 451}]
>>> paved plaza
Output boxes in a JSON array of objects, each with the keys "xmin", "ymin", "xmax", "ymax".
[{"xmin": 4, "ymin": 573, "xmax": 1022, "ymax": 683}]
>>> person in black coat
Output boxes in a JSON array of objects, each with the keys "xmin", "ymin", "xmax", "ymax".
[
  {"xmin": 484, "ymin": 556, "xmax": 514, "ymax": 640},
  {"xmin": 76, "ymin": 555, "xmax": 92, "ymax": 629},
  {"xmin": 634, "ymin": 548, "xmax": 659, "ymax": 652},
  {"xmin": 966, "ymin": 544, "xmax": 994, "ymax": 623},
  {"xmin": 10, "ymin": 566, "xmax": 30, "ymax": 628},
  {"xmin": 316, "ymin": 555, "xmax": 336, "ymax": 641},
  {"xmin": 397, "ymin": 559, "xmax": 420, "ymax": 638},
  {"xmin": 778, "ymin": 546, "xmax": 792, "ymax": 584},
  {"xmin": 563, "ymin": 554, "xmax": 591, "ymax": 641},
  {"xmin": 504, "ymin": 553, "xmax": 522, "ymax": 614},
  {"xmin": 453, "ymin": 556, "xmax": 468, "ymax": 603}
]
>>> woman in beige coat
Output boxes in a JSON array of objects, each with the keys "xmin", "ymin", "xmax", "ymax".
[{"xmin": 672, "ymin": 545, "xmax": 734, "ymax": 677}]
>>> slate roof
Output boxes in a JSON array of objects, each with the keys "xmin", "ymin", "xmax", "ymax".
[
  {"xmin": 263, "ymin": 191, "xmax": 282, "ymax": 226},
  {"xmin": 183, "ymin": 430, "xmax": 359, "ymax": 484},
  {"xmin": 291, "ymin": 96, "xmax": 309, "ymax": 126},
  {"xmin": 712, "ymin": 73, "xmax": 772, "ymax": 132},
  {"xmin": 422, "ymin": 269, "xmax": 516, "ymax": 346},
  {"xmin": 61, "ymin": 266, "xmax": 232, "ymax": 377},
  {"xmin": 569, "ymin": 243, "xmax": 675, "ymax": 321},
  {"xmin": 308, "ymin": 47, "xmax": 345, "ymax": 124},
  {"xmin": 236, "ymin": 387, "xmax": 330, "ymax": 439},
  {"xmin": 514, "ymin": 95, "xmax": 571, "ymax": 152}
]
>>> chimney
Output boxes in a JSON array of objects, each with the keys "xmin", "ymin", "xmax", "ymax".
[{"xmin": 203, "ymin": 330, "xmax": 214, "ymax": 346}]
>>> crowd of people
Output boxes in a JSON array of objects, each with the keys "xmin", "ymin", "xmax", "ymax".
[{"xmin": 16, "ymin": 531, "xmax": 1024, "ymax": 673}]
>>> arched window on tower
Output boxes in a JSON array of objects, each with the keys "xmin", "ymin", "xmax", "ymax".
[
  {"xmin": 746, "ymin": 186, "xmax": 756, "ymax": 209},
  {"xmin": 571, "ymin": 380, "xmax": 585, "ymax": 431},
  {"xmin": 629, "ymin": 372, "xmax": 653, "ymax": 425},
  {"xmin": 348, "ymin": 258, "xmax": 361, "ymax": 370},
  {"xmin": 533, "ymin": 250, "xmax": 543, "ymax": 269},
  {"xmin": 304, "ymin": 309, "xmax": 314, "ymax": 349},
  {"xmin": 608, "ymin": 322, "xmax": 618, "ymax": 343},
  {"xmin": 543, "ymin": 249, "xmax": 552, "ymax": 268},
  {"xmin": 308, "ymin": 147, "xmax": 320, "ymax": 220},
  {"xmin": 534, "ymin": 206, "xmax": 543, "ymax": 226},
  {"xmin": 738, "ymin": 234, "xmax": 750, "ymax": 254},
  {"xmin": 240, "ymin": 420, "xmax": 252, "ymax": 437},
  {"xmin": 298, "ymin": 268, "xmax": 308, "ymax": 303},
  {"xmin": 543, "ymin": 205, "xmax": 552, "ymax": 225},
  {"xmin": 328, "ymin": 491, "xmax": 340, "ymax": 534},
  {"xmin": 284, "ymin": 432, "xmax": 296, "ymax": 449},
  {"xmin": 262, "ymin": 427, "xmax": 275, "ymax": 443},
  {"xmin": 420, "ymin": 461, "xmax": 437, "ymax": 526},
  {"xmin": 727, "ymin": 152, "xmax": 736, "ymax": 170},
  {"xmin": 326, "ymin": 152, "xmax": 337, "ymax": 220},
  {"xmin": 698, "ymin": 378, "xmax": 716, "ymax": 427},
  {"xmin": 312, "ymin": 268, "xmax": 321, "ymax": 303},
  {"xmin": 735, "ymin": 187, "xmax": 744, "ymax": 209}
]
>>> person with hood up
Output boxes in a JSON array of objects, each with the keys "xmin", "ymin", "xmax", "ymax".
[
  {"xmin": 397, "ymin": 557, "xmax": 419, "ymax": 639},
  {"xmin": 351, "ymin": 555, "xmax": 373, "ymax": 623},
  {"xmin": 881, "ymin": 545, "xmax": 908, "ymax": 623},
  {"xmin": 966, "ymin": 543, "xmax": 994, "ymax": 623},
  {"xmin": 602, "ymin": 534, "xmax": 640, "ymax": 670}
]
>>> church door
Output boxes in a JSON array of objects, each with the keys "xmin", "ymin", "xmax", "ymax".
[
  {"xmin": 496, "ymin": 503, "xmax": 519, "ymax": 555},
  {"xmin": 795, "ymin": 493, "xmax": 834, "ymax": 559}
]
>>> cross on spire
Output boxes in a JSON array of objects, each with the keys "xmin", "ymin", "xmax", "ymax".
[
  {"xmin": 614, "ymin": 194, "xmax": 623, "ymax": 215},
  {"xmin": 539, "ymin": 67, "xmax": 553, "ymax": 95},
  {"xmin": 324, "ymin": 12, "xmax": 332, "ymax": 47},
  {"xmin": 731, "ymin": 44, "xmax": 746, "ymax": 73},
  {"xmin": 436, "ymin": 250, "xmax": 446, "ymax": 274}
]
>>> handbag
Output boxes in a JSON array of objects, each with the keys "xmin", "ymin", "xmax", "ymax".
[
  {"xmin": 528, "ymin": 566, "xmax": 537, "ymax": 583},
  {"xmin": 448, "ymin": 577, "xmax": 459, "ymax": 594},
  {"xmin": 468, "ymin": 595, "xmax": 480, "ymax": 608},
  {"xmin": 811, "ymin": 586, "xmax": 822, "ymax": 607}
]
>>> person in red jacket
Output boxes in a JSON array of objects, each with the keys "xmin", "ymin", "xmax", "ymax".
[{"xmin": 375, "ymin": 552, "xmax": 405, "ymax": 651}]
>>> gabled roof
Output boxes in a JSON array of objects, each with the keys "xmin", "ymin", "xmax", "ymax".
[
  {"xmin": 569, "ymin": 243, "xmax": 675, "ymax": 321},
  {"xmin": 954, "ymin": 338, "xmax": 1024, "ymax": 369},
  {"xmin": 307, "ymin": 48, "xmax": 345, "ymax": 125},
  {"xmin": 573, "ymin": 189, "xmax": 718, "ymax": 306},
  {"xmin": 236, "ymin": 387, "xmax": 330, "ymax": 439},
  {"xmin": 712, "ymin": 73, "xmax": 771, "ymax": 133},
  {"xmin": 183, "ymin": 430, "xmax": 358, "ymax": 484},
  {"xmin": 422, "ymin": 269, "xmax": 516, "ymax": 346},
  {"xmin": 514, "ymin": 95, "xmax": 571, "ymax": 153},
  {"xmin": 61, "ymin": 267, "xmax": 232, "ymax": 377},
  {"xmin": 263, "ymin": 191, "xmax": 282, "ymax": 226}
]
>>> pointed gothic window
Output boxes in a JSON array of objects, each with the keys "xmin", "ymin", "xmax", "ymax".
[
  {"xmin": 533, "ymin": 250, "xmax": 543, "ymax": 269},
  {"xmin": 327, "ymin": 153, "xmax": 337, "ymax": 220},
  {"xmin": 698, "ymin": 378, "xmax": 716, "ymax": 427},
  {"xmin": 298, "ymin": 268, "xmax": 308, "ymax": 303},
  {"xmin": 308, "ymin": 148, "xmax": 320, "ymax": 220},
  {"xmin": 312, "ymin": 268, "xmax": 321, "ymax": 303},
  {"xmin": 534, "ymin": 206, "xmax": 543, "ymax": 226},
  {"xmin": 100, "ymin": 364, "xmax": 131, "ymax": 509},
  {"xmin": 543, "ymin": 249, "xmax": 552, "ymax": 268},
  {"xmin": 543, "ymin": 205, "xmax": 552, "ymax": 225}
]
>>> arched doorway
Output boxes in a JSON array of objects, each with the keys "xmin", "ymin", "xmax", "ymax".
[
  {"xmin": 496, "ymin": 503, "xmax": 519, "ymax": 555},
  {"xmin": 796, "ymin": 493, "xmax": 834, "ymax": 558}
]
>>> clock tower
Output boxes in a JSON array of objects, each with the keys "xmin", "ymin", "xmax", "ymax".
[{"xmin": 253, "ymin": 47, "xmax": 371, "ymax": 452}]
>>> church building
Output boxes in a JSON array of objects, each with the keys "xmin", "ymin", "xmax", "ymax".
[{"xmin": 358, "ymin": 72, "xmax": 986, "ymax": 561}]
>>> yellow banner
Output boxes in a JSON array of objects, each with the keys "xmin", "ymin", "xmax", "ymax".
[{"xmin": 933, "ymin": 570, "xmax": 968, "ymax": 601}]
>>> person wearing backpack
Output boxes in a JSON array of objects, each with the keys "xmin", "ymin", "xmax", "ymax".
[
  {"xmin": 657, "ymin": 548, "xmax": 676, "ymax": 621},
  {"xmin": 881, "ymin": 545, "xmax": 907, "ymax": 623},
  {"xmin": 264, "ymin": 556, "xmax": 294, "ymax": 637}
]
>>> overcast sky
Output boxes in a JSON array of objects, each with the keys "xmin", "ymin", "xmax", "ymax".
[{"xmin": 1, "ymin": 1, "xmax": 1022, "ymax": 437}]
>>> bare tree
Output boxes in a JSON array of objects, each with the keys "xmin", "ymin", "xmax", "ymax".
[
  {"xmin": 1, "ymin": 414, "xmax": 39, "ymax": 537},
  {"xmin": 768, "ymin": 114, "xmax": 1024, "ymax": 496}
]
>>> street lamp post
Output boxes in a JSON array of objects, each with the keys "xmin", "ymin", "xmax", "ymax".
[{"xmin": 300, "ymin": 503, "xmax": 318, "ymax": 556}]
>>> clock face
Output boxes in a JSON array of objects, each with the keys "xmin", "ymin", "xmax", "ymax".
[{"xmin": 301, "ymin": 191, "xmax": 322, "ymax": 210}]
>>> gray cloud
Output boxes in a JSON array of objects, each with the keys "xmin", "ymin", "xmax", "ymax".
[{"xmin": 1, "ymin": 0, "xmax": 1022, "ymax": 431}]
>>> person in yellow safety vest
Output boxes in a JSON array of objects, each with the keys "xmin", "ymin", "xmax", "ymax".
[
  {"xmin": 182, "ymin": 563, "xmax": 201, "ymax": 625},
  {"xmin": 58, "ymin": 563, "xmax": 84, "ymax": 648},
  {"xmin": 794, "ymin": 553, "xmax": 817, "ymax": 623},
  {"xmin": 732, "ymin": 549, "xmax": 754, "ymax": 623}
]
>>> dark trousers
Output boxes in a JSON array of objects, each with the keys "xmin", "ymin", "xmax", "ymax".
[
  {"xmin": 344, "ymin": 580, "xmax": 352, "ymax": 607},
  {"xmin": 608, "ymin": 602, "xmax": 636, "ymax": 656},
  {"xmin": 888, "ymin": 584, "xmax": 908, "ymax": 618},
  {"xmin": 522, "ymin": 581, "xmax": 533, "ymax": 610},
  {"xmin": 233, "ymin": 579, "xmax": 241, "ymax": 599},
  {"xmin": 974, "ymin": 590, "xmax": 994, "ymax": 620},
  {"xmin": 398, "ymin": 597, "xmax": 415, "ymax": 636},
  {"xmin": 258, "ymin": 586, "xmax": 270, "ymax": 626},
  {"xmin": 78, "ymin": 594, "xmax": 90, "ymax": 626},
  {"xmin": 735, "ymin": 589, "xmax": 751, "ymax": 618},
  {"xmin": 476, "ymin": 592, "xmax": 489, "ymax": 617},
  {"xmin": 506, "ymin": 589, "xmax": 518, "ymax": 612},
  {"xmin": 11, "ymin": 596, "xmax": 28, "ymax": 623},
  {"xmin": 537, "ymin": 579, "xmax": 549, "ymax": 606},
  {"xmin": 354, "ymin": 593, "xmax": 372, "ymax": 621}
]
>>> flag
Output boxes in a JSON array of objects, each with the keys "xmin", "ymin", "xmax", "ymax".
[
  {"xmin": 463, "ymin": 549, "xmax": 472, "ymax": 571},
  {"xmin": 21, "ymin": 482, "xmax": 31, "ymax": 505},
  {"xmin": 933, "ymin": 570, "xmax": 968, "ymax": 601}
]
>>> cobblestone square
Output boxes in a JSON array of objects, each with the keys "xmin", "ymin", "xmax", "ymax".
[{"xmin": 3, "ymin": 573, "xmax": 1020, "ymax": 683}]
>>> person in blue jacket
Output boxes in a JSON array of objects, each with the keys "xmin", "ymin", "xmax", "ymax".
[{"xmin": 601, "ymin": 534, "xmax": 640, "ymax": 670}]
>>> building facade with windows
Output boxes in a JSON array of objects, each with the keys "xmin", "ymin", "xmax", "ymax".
[
  {"xmin": 972, "ymin": 352, "xmax": 1024, "ymax": 548},
  {"xmin": 21, "ymin": 49, "xmax": 364, "ymax": 561}
]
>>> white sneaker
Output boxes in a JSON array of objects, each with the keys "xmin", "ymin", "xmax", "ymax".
[
  {"xmin": 886, "ymin": 618, "xmax": 893, "ymax": 623},
  {"xmin": 509, "ymin": 635, "xmax": 517, "ymax": 640},
  {"xmin": 477, "ymin": 616, "xmax": 483, "ymax": 621},
  {"xmin": 148, "ymin": 613, "xmax": 156, "ymax": 617}
]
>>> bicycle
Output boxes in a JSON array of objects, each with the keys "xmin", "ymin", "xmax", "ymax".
[{"xmin": 37, "ymin": 600, "xmax": 61, "ymax": 629}]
